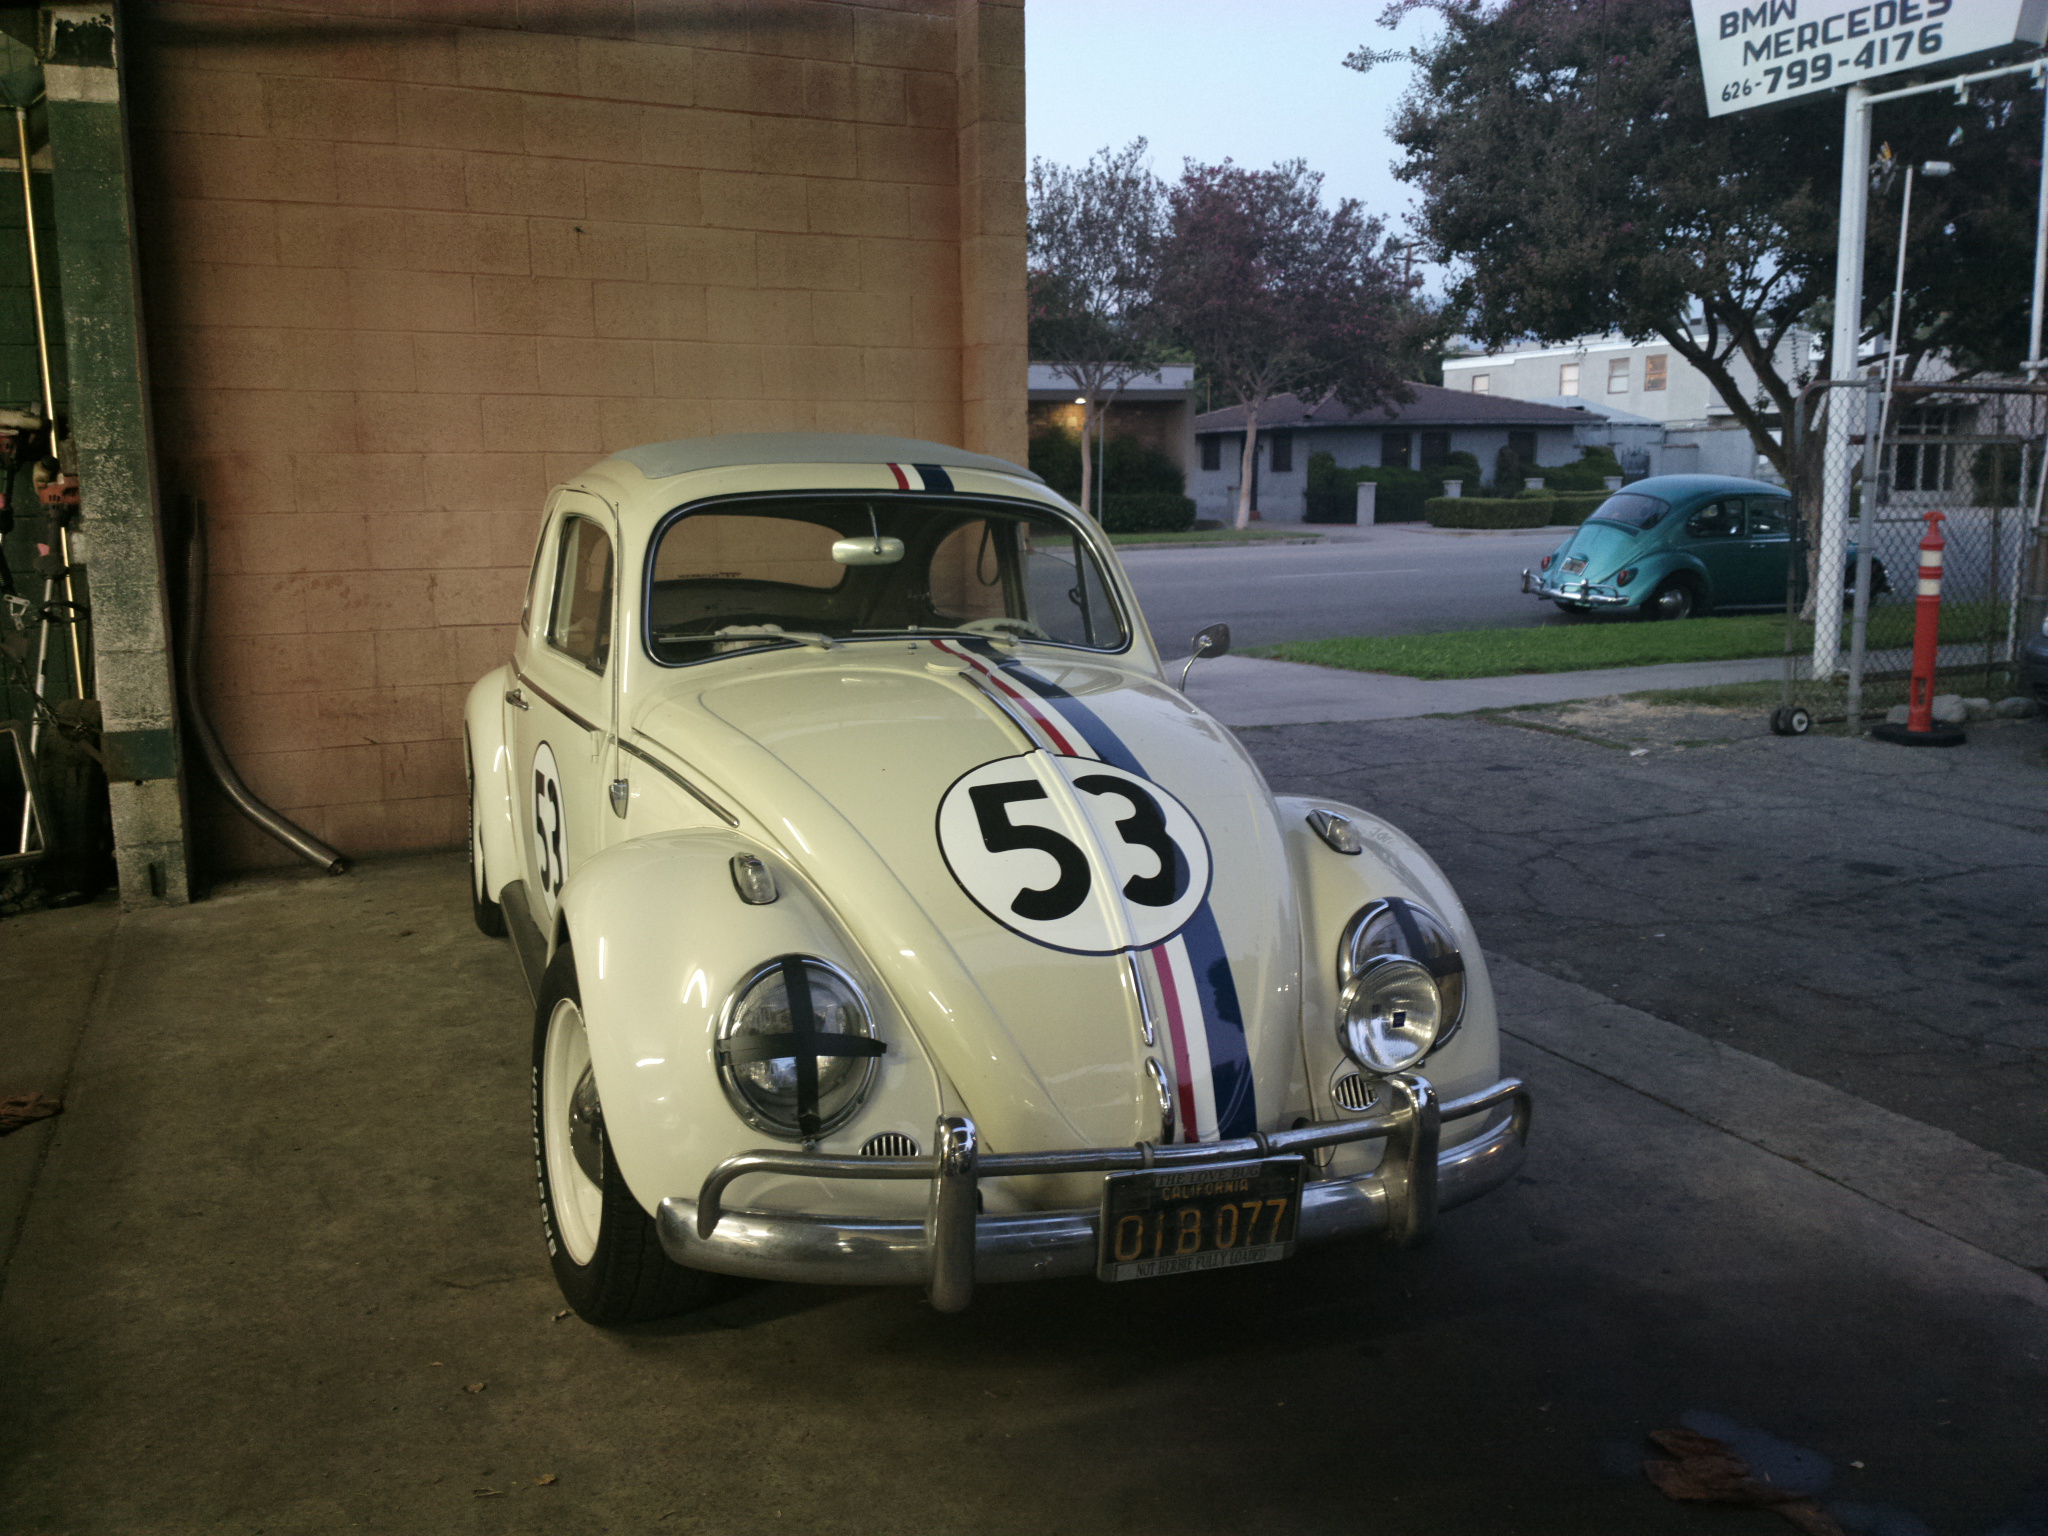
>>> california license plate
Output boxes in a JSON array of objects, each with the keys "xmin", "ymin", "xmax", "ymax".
[
  {"xmin": 1562, "ymin": 556, "xmax": 1587, "ymax": 574},
  {"xmin": 1096, "ymin": 1158, "xmax": 1305, "ymax": 1282}
]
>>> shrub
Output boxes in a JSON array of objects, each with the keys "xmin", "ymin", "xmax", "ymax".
[
  {"xmin": 1541, "ymin": 447, "xmax": 1625, "ymax": 492},
  {"xmin": 1550, "ymin": 492, "xmax": 1608, "ymax": 525},
  {"xmin": 1100, "ymin": 492, "xmax": 1197, "ymax": 533},
  {"xmin": 1303, "ymin": 451, "xmax": 1435, "ymax": 523},
  {"xmin": 1494, "ymin": 445, "xmax": 1527, "ymax": 491},
  {"xmin": 1029, "ymin": 428, "xmax": 1081, "ymax": 498},
  {"xmin": 1425, "ymin": 495, "xmax": 1558, "ymax": 529},
  {"xmin": 1028, "ymin": 426, "xmax": 1185, "ymax": 503}
]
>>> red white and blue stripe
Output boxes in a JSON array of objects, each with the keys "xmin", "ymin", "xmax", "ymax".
[{"xmin": 931, "ymin": 636, "xmax": 1257, "ymax": 1143}]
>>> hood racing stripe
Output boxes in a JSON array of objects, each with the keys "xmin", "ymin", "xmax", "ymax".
[{"xmin": 945, "ymin": 637, "xmax": 1257, "ymax": 1142}]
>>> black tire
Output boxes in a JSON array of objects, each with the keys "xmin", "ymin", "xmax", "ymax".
[
  {"xmin": 1644, "ymin": 578, "xmax": 1697, "ymax": 622},
  {"xmin": 1769, "ymin": 706, "xmax": 1812, "ymax": 736},
  {"xmin": 533, "ymin": 943, "xmax": 720, "ymax": 1325},
  {"xmin": 466, "ymin": 735, "xmax": 507, "ymax": 938}
]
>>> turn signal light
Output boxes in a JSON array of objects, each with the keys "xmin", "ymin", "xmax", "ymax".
[{"xmin": 1539, "ymin": 554, "xmax": 1554, "ymax": 571}]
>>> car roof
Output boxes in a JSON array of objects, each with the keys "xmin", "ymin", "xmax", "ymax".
[
  {"xmin": 1619, "ymin": 474, "xmax": 1788, "ymax": 500},
  {"xmin": 608, "ymin": 433, "xmax": 1042, "ymax": 484}
]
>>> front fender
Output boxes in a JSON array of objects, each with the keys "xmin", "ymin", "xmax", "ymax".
[
  {"xmin": 464, "ymin": 666, "xmax": 516, "ymax": 904},
  {"xmin": 1277, "ymin": 796, "xmax": 1500, "ymax": 1163},
  {"xmin": 559, "ymin": 832, "xmax": 944, "ymax": 1219}
]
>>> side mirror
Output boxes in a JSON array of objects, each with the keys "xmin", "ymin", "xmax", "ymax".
[{"xmin": 1179, "ymin": 621, "xmax": 1231, "ymax": 692}]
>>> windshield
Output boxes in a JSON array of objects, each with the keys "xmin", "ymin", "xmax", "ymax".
[
  {"xmin": 1587, "ymin": 491, "xmax": 1670, "ymax": 530},
  {"xmin": 644, "ymin": 496, "xmax": 1129, "ymax": 664}
]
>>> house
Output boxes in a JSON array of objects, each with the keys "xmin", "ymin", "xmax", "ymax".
[
  {"xmin": 1190, "ymin": 385, "xmax": 1591, "ymax": 521},
  {"xmin": 1027, "ymin": 364, "xmax": 1196, "ymax": 481},
  {"xmin": 1441, "ymin": 330, "xmax": 1817, "ymax": 482}
]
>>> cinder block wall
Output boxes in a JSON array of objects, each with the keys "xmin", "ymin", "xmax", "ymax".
[{"xmin": 124, "ymin": 0, "xmax": 1026, "ymax": 870}]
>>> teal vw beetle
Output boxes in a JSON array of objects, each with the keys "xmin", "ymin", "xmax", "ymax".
[{"xmin": 1520, "ymin": 474, "xmax": 1886, "ymax": 620}]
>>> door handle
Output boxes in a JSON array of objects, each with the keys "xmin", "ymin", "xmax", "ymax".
[{"xmin": 505, "ymin": 686, "xmax": 530, "ymax": 711}]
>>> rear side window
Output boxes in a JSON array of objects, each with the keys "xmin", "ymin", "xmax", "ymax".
[
  {"xmin": 547, "ymin": 515, "xmax": 614, "ymax": 673},
  {"xmin": 1747, "ymin": 497, "xmax": 1790, "ymax": 536},
  {"xmin": 1685, "ymin": 500, "xmax": 1744, "ymax": 539},
  {"xmin": 1588, "ymin": 492, "xmax": 1669, "ymax": 530}
]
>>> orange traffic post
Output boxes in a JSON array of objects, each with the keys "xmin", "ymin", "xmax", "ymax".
[{"xmin": 1871, "ymin": 511, "xmax": 1965, "ymax": 748}]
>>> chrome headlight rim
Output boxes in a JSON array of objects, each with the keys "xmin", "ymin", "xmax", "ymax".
[
  {"xmin": 715, "ymin": 954, "xmax": 882, "ymax": 1141},
  {"xmin": 1336, "ymin": 953, "xmax": 1443, "ymax": 1074},
  {"xmin": 1339, "ymin": 896, "xmax": 1467, "ymax": 1055}
]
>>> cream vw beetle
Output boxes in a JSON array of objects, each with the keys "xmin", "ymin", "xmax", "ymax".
[{"xmin": 466, "ymin": 433, "xmax": 1530, "ymax": 1323}]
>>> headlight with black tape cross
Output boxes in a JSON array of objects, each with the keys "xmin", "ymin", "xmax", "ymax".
[{"xmin": 715, "ymin": 956, "xmax": 886, "ymax": 1140}]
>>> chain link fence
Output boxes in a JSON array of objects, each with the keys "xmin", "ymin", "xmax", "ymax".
[{"xmin": 1779, "ymin": 379, "xmax": 2047, "ymax": 727}]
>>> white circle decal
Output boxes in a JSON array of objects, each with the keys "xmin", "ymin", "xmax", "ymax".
[
  {"xmin": 531, "ymin": 741, "xmax": 565, "ymax": 911},
  {"xmin": 935, "ymin": 754, "xmax": 1211, "ymax": 954}
]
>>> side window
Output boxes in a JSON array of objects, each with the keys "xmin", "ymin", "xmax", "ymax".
[
  {"xmin": 546, "ymin": 515, "xmax": 614, "ymax": 672},
  {"xmin": 1268, "ymin": 430, "xmax": 1293, "ymax": 473},
  {"xmin": 1199, "ymin": 436, "xmax": 1221, "ymax": 472},
  {"xmin": 1746, "ymin": 498, "xmax": 1789, "ymax": 537},
  {"xmin": 1685, "ymin": 499, "xmax": 1744, "ymax": 539}
]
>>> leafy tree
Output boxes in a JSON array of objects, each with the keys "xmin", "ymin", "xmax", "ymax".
[
  {"xmin": 1028, "ymin": 141, "xmax": 1167, "ymax": 518},
  {"xmin": 1358, "ymin": 0, "xmax": 2043, "ymax": 500},
  {"xmin": 1154, "ymin": 160, "xmax": 1407, "ymax": 528}
]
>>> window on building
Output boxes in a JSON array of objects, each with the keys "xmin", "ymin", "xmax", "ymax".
[
  {"xmin": 1608, "ymin": 358, "xmax": 1630, "ymax": 393},
  {"xmin": 1893, "ymin": 407, "xmax": 1959, "ymax": 492},
  {"xmin": 1472, "ymin": 374, "xmax": 1491, "ymax": 394},
  {"xmin": 1559, "ymin": 362, "xmax": 1580, "ymax": 396},
  {"xmin": 1507, "ymin": 429, "xmax": 1537, "ymax": 467},
  {"xmin": 1380, "ymin": 431, "xmax": 1411, "ymax": 469},
  {"xmin": 1200, "ymin": 435, "xmax": 1220, "ymax": 472},
  {"xmin": 1644, "ymin": 354, "xmax": 1668, "ymax": 391},
  {"xmin": 1268, "ymin": 430, "xmax": 1293, "ymax": 473},
  {"xmin": 1419, "ymin": 431, "xmax": 1452, "ymax": 471}
]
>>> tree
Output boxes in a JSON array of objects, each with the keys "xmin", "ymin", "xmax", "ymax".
[
  {"xmin": 1154, "ymin": 161, "xmax": 1407, "ymax": 528},
  {"xmin": 1027, "ymin": 141, "xmax": 1167, "ymax": 518},
  {"xmin": 1359, "ymin": 0, "xmax": 2043, "ymax": 499}
]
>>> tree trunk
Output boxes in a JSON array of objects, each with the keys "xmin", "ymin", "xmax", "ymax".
[
  {"xmin": 1234, "ymin": 408, "xmax": 1261, "ymax": 531},
  {"xmin": 1077, "ymin": 399, "xmax": 1096, "ymax": 518}
]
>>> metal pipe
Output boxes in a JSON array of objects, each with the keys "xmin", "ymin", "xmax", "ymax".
[
  {"xmin": 16, "ymin": 104, "xmax": 84, "ymax": 699},
  {"xmin": 1818, "ymin": 82, "xmax": 1872, "ymax": 676},
  {"xmin": 2031, "ymin": 74, "xmax": 2048, "ymax": 383},
  {"xmin": 179, "ymin": 504, "xmax": 347, "ymax": 875}
]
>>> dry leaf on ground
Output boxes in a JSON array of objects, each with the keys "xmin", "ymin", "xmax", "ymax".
[
  {"xmin": 0, "ymin": 1093, "xmax": 61, "ymax": 1136},
  {"xmin": 1644, "ymin": 1429, "xmax": 1844, "ymax": 1536}
]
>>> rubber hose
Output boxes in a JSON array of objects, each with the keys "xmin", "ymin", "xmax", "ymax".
[{"xmin": 179, "ymin": 508, "xmax": 348, "ymax": 876}]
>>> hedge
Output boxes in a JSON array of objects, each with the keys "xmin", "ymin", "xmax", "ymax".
[
  {"xmin": 1551, "ymin": 493, "xmax": 1608, "ymax": 525},
  {"xmin": 1425, "ymin": 496, "xmax": 1558, "ymax": 529},
  {"xmin": 1099, "ymin": 492, "xmax": 1197, "ymax": 533}
]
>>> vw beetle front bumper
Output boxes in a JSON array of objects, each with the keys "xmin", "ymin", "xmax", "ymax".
[
  {"xmin": 656, "ymin": 1074, "xmax": 1530, "ymax": 1311},
  {"xmin": 1522, "ymin": 569, "xmax": 1631, "ymax": 607}
]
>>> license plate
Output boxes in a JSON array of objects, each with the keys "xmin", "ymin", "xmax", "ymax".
[
  {"xmin": 1096, "ymin": 1158, "xmax": 1305, "ymax": 1282},
  {"xmin": 1562, "ymin": 556, "xmax": 1587, "ymax": 574}
]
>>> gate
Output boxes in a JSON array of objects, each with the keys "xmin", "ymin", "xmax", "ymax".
[{"xmin": 1780, "ymin": 379, "xmax": 2047, "ymax": 727}]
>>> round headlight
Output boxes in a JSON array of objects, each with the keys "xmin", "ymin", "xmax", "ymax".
[
  {"xmin": 1341, "ymin": 897, "xmax": 1466, "ymax": 1044},
  {"xmin": 716, "ymin": 957, "xmax": 882, "ymax": 1139},
  {"xmin": 1337, "ymin": 955, "xmax": 1441, "ymax": 1073}
]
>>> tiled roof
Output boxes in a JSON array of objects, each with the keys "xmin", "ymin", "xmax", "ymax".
[{"xmin": 1193, "ymin": 384, "xmax": 1594, "ymax": 432}]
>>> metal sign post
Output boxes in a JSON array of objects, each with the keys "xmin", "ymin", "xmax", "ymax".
[{"xmin": 1694, "ymin": 2, "xmax": 2048, "ymax": 679}]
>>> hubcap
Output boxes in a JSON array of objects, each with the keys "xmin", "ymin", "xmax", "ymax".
[{"xmin": 543, "ymin": 997, "xmax": 605, "ymax": 1265}]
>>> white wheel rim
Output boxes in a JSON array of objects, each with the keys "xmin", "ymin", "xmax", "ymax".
[{"xmin": 543, "ymin": 997, "xmax": 604, "ymax": 1265}]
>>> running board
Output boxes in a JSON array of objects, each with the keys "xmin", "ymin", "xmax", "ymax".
[{"xmin": 499, "ymin": 879, "xmax": 549, "ymax": 1003}]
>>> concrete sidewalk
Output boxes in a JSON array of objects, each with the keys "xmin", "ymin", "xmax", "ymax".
[
  {"xmin": 1183, "ymin": 652, "xmax": 1783, "ymax": 727},
  {"xmin": 2, "ymin": 855, "xmax": 2045, "ymax": 1534}
]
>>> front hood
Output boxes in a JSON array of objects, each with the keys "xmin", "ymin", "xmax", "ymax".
[
  {"xmin": 1560, "ymin": 520, "xmax": 1653, "ymax": 581},
  {"xmin": 633, "ymin": 641, "xmax": 1302, "ymax": 1156}
]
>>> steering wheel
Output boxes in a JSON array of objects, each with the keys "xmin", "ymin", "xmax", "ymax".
[{"xmin": 957, "ymin": 616, "xmax": 1051, "ymax": 641}]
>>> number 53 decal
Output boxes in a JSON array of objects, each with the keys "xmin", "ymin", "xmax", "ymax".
[{"xmin": 935, "ymin": 755, "xmax": 1212, "ymax": 953}]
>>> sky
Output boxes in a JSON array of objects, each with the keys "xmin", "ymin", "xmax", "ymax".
[{"xmin": 1023, "ymin": 0, "xmax": 1448, "ymax": 282}]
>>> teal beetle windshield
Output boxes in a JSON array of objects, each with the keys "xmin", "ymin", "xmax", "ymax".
[{"xmin": 1587, "ymin": 492, "xmax": 1671, "ymax": 530}]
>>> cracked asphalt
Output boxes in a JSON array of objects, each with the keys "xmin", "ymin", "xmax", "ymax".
[{"xmin": 1242, "ymin": 707, "xmax": 2048, "ymax": 1177}]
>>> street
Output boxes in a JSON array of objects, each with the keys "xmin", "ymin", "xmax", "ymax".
[{"xmin": 1123, "ymin": 524, "xmax": 1576, "ymax": 654}]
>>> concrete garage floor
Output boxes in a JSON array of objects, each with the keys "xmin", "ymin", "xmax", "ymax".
[{"xmin": 2, "ymin": 786, "xmax": 2046, "ymax": 1530}]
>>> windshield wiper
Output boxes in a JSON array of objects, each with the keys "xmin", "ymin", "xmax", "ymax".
[{"xmin": 652, "ymin": 625, "xmax": 837, "ymax": 650}]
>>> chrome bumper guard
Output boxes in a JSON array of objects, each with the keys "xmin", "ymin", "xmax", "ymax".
[
  {"xmin": 1522, "ymin": 570, "xmax": 1630, "ymax": 607},
  {"xmin": 656, "ymin": 1074, "xmax": 1530, "ymax": 1312}
]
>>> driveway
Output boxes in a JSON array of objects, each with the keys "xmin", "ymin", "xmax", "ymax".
[{"xmin": 3, "ymin": 822, "xmax": 2044, "ymax": 1532}]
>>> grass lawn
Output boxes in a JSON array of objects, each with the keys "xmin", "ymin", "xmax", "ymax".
[
  {"xmin": 1109, "ymin": 528, "xmax": 1323, "ymax": 548},
  {"xmin": 1254, "ymin": 599, "xmax": 2011, "ymax": 682}
]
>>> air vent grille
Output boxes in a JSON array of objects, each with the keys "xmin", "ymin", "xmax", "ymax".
[
  {"xmin": 1332, "ymin": 1073, "xmax": 1381, "ymax": 1114},
  {"xmin": 861, "ymin": 1132, "xmax": 921, "ymax": 1158}
]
